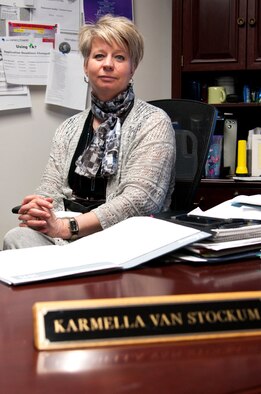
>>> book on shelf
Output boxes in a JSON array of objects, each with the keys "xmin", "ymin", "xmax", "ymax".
[{"xmin": 0, "ymin": 216, "xmax": 210, "ymax": 286}]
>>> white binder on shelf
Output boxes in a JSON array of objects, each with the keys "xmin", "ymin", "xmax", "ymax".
[{"xmin": 252, "ymin": 134, "xmax": 261, "ymax": 176}]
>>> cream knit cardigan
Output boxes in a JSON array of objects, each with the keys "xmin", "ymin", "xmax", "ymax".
[{"xmin": 36, "ymin": 99, "xmax": 176, "ymax": 230}]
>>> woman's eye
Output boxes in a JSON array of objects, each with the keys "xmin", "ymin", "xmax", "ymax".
[
  {"xmin": 115, "ymin": 55, "xmax": 125, "ymax": 61},
  {"xmin": 94, "ymin": 53, "xmax": 104, "ymax": 60}
]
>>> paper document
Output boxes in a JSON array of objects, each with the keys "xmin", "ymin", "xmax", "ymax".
[
  {"xmin": 0, "ymin": 86, "xmax": 31, "ymax": 110},
  {"xmin": 211, "ymin": 223, "xmax": 261, "ymax": 242},
  {"xmin": 231, "ymin": 194, "xmax": 261, "ymax": 208},
  {"xmin": 0, "ymin": 81, "xmax": 28, "ymax": 96},
  {"xmin": 45, "ymin": 50, "xmax": 87, "ymax": 110},
  {"xmin": 6, "ymin": 21, "xmax": 58, "ymax": 45},
  {"xmin": 189, "ymin": 195, "xmax": 261, "ymax": 220},
  {"xmin": 1, "ymin": 40, "xmax": 52, "ymax": 85},
  {"xmin": 0, "ymin": 216, "xmax": 210, "ymax": 286},
  {"xmin": 0, "ymin": 1, "xmax": 34, "ymax": 7},
  {"xmin": 233, "ymin": 176, "xmax": 261, "ymax": 182},
  {"xmin": 0, "ymin": 6, "xmax": 19, "ymax": 21},
  {"xmin": 172, "ymin": 250, "xmax": 259, "ymax": 264},
  {"xmin": 189, "ymin": 237, "xmax": 261, "ymax": 252},
  {"xmin": 32, "ymin": 0, "xmax": 81, "ymax": 32}
]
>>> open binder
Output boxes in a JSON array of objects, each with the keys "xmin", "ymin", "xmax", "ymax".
[{"xmin": 0, "ymin": 216, "xmax": 210, "ymax": 286}]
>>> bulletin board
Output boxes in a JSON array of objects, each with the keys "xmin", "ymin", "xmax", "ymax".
[{"xmin": 0, "ymin": 0, "xmax": 133, "ymax": 112}]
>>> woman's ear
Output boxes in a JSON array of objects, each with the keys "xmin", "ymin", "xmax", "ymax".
[
  {"xmin": 131, "ymin": 65, "xmax": 136, "ymax": 77},
  {"xmin": 83, "ymin": 58, "xmax": 89, "ymax": 74}
]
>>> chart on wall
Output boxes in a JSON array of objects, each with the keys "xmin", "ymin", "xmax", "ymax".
[
  {"xmin": 0, "ymin": 0, "xmax": 134, "ymax": 112},
  {"xmin": 0, "ymin": 0, "xmax": 86, "ymax": 111},
  {"xmin": 83, "ymin": 0, "xmax": 133, "ymax": 23}
]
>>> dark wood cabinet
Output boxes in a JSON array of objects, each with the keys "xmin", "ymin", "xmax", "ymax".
[
  {"xmin": 182, "ymin": 0, "xmax": 245, "ymax": 71},
  {"xmin": 172, "ymin": 0, "xmax": 261, "ymax": 98},
  {"xmin": 247, "ymin": 0, "xmax": 261, "ymax": 68},
  {"xmin": 172, "ymin": 0, "xmax": 261, "ymax": 151},
  {"xmin": 195, "ymin": 179, "xmax": 261, "ymax": 210},
  {"xmin": 172, "ymin": 0, "xmax": 261, "ymax": 204},
  {"xmin": 181, "ymin": 0, "xmax": 261, "ymax": 72}
]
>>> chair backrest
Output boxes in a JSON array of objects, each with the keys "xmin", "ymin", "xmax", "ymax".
[{"xmin": 149, "ymin": 99, "xmax": 218, "ymax": 212}]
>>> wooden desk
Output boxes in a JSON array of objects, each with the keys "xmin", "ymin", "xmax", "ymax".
[{"xmin": 0, "ymin": 259, "xmax": 261, "ymax": 394}]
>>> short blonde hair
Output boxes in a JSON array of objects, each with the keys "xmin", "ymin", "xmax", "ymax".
[{"xmin": 79, "ymin": 14, "xmax": 144, "ymax": 70}]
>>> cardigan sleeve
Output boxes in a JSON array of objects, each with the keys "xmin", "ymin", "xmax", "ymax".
[{"xmin": 35, "ymin": 112, "xmax": 89, "ymax": 210}]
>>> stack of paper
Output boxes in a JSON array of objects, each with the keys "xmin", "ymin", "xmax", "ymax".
[
  {"xmin": 211, "ymin": 223, "xmax": 261, "ymax": 242},
  {"xmin": 186, "ymin": 237, "xmax": 261, "ymax": 258},
  {"xmin": 172, "ymin": 195, "xmax": 261, "ymax": 263}
]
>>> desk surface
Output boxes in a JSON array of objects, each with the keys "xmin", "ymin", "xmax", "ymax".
[{"xmin": 0, "ymin": 258, "xmax": 261, "ymax": 394}]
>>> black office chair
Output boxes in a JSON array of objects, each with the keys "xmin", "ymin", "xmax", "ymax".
[{"xmin": 149, "ymin": 99, "xmax": 218, "ymax": 213}]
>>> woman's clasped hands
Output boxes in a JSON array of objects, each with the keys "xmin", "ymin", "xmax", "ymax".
[{"xmin": 18, "ymin": 195, "xmax": 64, "ymax": 238}]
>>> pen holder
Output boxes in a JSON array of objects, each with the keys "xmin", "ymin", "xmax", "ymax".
[{"xmin": 236, "ymin": 140, "xmax": 248, "ymax": 175}]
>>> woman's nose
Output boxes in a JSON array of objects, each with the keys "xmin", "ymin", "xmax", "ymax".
[{"xmin": 103, "ymin": 55, "xmax": 114, "ymax": 69}]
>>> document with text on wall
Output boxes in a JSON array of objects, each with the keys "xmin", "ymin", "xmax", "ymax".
[{"xmin": 0, "ymin": 216, "xmax": 210, "ymax": 286}]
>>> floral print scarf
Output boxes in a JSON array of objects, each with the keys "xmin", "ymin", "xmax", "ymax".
[{"xmin": 75, "ymin": 84, "xmax": 134, "ymax": 178}]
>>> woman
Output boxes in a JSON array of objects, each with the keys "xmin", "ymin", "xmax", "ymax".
[{"xmin": 3, "ymin": 14, "xmax": 176, "ymax": 249}]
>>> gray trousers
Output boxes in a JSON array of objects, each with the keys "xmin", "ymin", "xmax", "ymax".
[{"xmin": 3, "ymin": 227, "xmax": 69, "ymax": 249}]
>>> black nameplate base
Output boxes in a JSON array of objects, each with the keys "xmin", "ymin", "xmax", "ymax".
[{"xmin": 33, "ymin": 292, "xmax": 261, "ymax": 350}]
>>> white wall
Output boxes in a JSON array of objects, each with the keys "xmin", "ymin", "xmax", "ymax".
[{"xmin": 0, "ymin": 0, "xmax": 172, "ymax": 246}]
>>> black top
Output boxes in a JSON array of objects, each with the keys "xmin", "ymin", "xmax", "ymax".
[
  {"xmin": 68, "ymin": 112, "xmax": 107, "ymax": 200},
  {"xmin": 68, "ymin": 101, "xmax": 134, "ymax": 202}
]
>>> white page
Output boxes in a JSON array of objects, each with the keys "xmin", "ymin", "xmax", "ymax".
[
  {"xmin": 0, "ymin": 36, "xmax": 42, "ymax": 83},
  {"xmin": 0, "ymin": 81, "xmax": 27, "ymax": 95},
  {"xmin": 45, "ymin": 50, "xmax": 87, "ymax": 111},
  {"xmin": 0, "ymin": 86, "xmax": 31, "ymax": 110},
  {"xmin": 1, "ymin": 40, "xmax": 52, "ymax": 85},
  {"xmin": 0, "ymin": 217, "xmax": 209, "ymax": 285},
  {"xmin": 189, "ymin": 195, "xmax": 261, "ymax": 220},
  {"xmin": 191, "ymin": 236, "xmax": 261, "ymax": 251},
  {"xmin": 0, "ymin": 1, "xmax": 34, "ymax": 7},
  {"xmin": 31, "ymin": 0, "xmax": 81, "ymax": 32},
  {"xmin": 55, "ymin": 32, "xmax": 79, "ymax": 54},
  {"xmin": 66, "ymin": 216, "xmax": 209, "ymax": 268},
  {"xmin": 0, "ymin": 6, "xmax": 20, "ymax": 21},
  {"xmin": 0, "ymin": 244, "xmax": 112, "ymax": 284},
  {"xmin": 231, "ymin": 194, "xmax": 261, "ymax": 207},
  {"xmin": 0, "ymin": 57, "xmax": 5, "ymax": 82}
]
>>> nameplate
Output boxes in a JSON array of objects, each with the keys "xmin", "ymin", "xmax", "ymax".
[{"xmin": 33, "ymin": 291, "xmax": 261, "ymax": 350}]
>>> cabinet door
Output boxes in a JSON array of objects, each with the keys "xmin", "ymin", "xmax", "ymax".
[
  {"xmin": 182, "ymin": 0, "xmax": 247, "ymax": 71},
  {"xmin": 247, "ymin": 0, "xmax": 261, "ymax": 68}
]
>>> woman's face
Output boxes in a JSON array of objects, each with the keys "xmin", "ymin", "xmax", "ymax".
[{"xmin": 84, "ymin": 37, "xmax": 134, "ymax": 101}]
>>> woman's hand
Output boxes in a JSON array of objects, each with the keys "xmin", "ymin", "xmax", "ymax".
[
  {"xmin": 18, "ymin": 195, "xmax": 102, "ymax": 240},
  {"xmin": 18, "ymin": 195, "xmax": 68, "ymax": 238}
]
